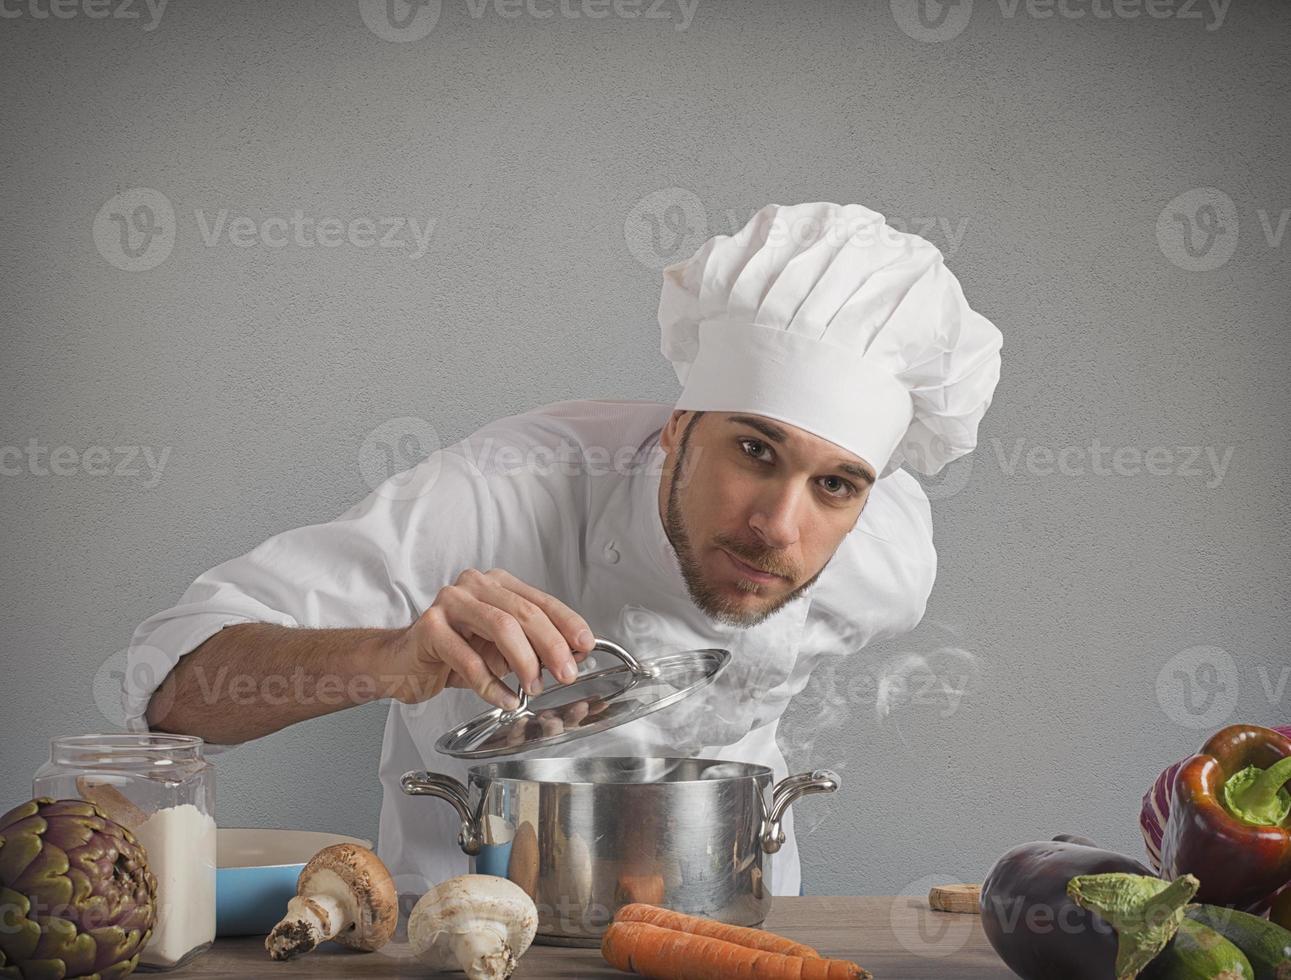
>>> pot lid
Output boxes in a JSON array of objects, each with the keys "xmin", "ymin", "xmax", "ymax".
[{"xmin": 434, "ymin": 638, "xmax": 730, "ymax": 760}]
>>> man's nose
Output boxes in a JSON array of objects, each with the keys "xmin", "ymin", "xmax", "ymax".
[{"xmin": 748, "ymin": 482, "xmax": 803, "ymax": 549}]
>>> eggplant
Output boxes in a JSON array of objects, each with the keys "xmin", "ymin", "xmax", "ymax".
[{"xmin": 980, "ymin": 836, "xmax": 1198, "ymax": 980}]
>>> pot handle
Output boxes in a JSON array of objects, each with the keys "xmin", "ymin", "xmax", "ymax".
[
  {"xmin": 761, "ymin": 769, "xmax": 840, "ymax": 854},
  {"xmin": 400, "ymin": 770, "xmax": 483, "ymax": 855}
]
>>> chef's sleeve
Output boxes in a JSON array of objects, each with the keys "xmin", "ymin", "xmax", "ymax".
[{"xmin": 120, "ymin": 447, "xmax": 499, "ymax": 752}]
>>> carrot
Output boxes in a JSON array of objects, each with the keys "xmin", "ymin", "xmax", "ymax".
[
  {"xmin": 614, "ymin": 903, "xmax": 823, "ymax": 959},
  {"xmin": 601, "ymin": 921, "xmax": 872, "ymax": 980}
]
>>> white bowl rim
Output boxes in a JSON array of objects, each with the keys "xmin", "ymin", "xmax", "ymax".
[{"xmin": 217, "ymin": 827, "xmax": 373, "ymax": 869}]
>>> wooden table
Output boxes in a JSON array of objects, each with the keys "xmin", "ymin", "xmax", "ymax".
[{"xmin": 183, "ymin": 897, "xmax": 1014, "ymax": 978}]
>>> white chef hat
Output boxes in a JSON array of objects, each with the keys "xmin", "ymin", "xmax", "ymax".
[{"xmin": 657, "ymin": 202, "xmax": 1002, "ymax": 477}]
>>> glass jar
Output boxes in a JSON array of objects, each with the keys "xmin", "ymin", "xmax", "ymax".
[{"xmin": 33, "ymin": 734, "xmax": 217, "ymax": 971}]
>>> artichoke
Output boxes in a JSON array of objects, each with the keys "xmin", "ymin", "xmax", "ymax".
[{"xmin": 0, "ymin": 798, "xmax": 156, "ymax": 980}]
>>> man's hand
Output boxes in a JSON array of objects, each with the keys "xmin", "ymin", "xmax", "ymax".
[{"xmin": 383, "ymin": 568, "xmax": 597, "ymax": 710}]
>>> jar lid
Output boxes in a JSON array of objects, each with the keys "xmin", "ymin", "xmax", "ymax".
[{"xmin": 434, "ymin": 638, "xmax": 730, "ymax": 759}]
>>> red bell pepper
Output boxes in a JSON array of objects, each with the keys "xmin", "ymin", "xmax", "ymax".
[{"xmin": 1160, "ymin": 723, "xmax": 1291, "ymax": 910}]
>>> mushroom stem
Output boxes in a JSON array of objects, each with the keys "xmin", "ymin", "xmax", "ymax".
[
  {"xmin": 263, "ymin": 844, "xmax": 398, "ymax": 961},
  {"xmin": 265, "ymin": 892, "xmax": 350, "ymax": 960},
  {"xmin": 450, "ymin": 923, "xmax": 519, "ymax": 980}
]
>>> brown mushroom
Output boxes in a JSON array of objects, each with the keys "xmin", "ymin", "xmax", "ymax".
[{"xmin": 264, "ymin": 843, "xmax": 397, "ymax": 960}]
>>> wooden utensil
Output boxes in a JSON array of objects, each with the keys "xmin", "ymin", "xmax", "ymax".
[{"xmin": 927, "ymin": 883, "xmax": 981, "ymax": 914}]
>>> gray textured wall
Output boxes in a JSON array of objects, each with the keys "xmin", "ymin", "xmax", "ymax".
[{"xmin": 2, "ymin": 0, "xmax": 1287, "ymax": 903}]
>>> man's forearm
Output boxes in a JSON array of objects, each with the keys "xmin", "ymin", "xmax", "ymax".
[{"xmin": 145, "ymin": 623, "xmax": 402, "ymax": 745}]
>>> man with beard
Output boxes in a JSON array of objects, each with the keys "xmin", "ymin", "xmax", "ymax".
[{"xmin": 124, "ymin": 201, "xmax": 1003, "ymax": 897}]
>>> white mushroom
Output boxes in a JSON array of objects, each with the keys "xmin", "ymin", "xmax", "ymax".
[
  {"xmin": 265, "ymin": 843, "xmax": 398, "ymax": 960},
  {"xmin": 408, "ymin": 874, "xmax": 538, "ymax": 980}
]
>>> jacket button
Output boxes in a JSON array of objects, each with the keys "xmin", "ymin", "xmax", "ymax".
[{"xmin": 603, "ymin": 541, "xmax": 621, "ymax": 564}]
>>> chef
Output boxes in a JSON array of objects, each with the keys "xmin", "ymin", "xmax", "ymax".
[{"xmin": 123, "ymin": 201, "xmax": 1003, "ymax": 898}]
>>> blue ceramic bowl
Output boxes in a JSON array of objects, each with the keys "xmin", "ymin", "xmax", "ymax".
[{"xmin": 216, "ymin": 828, "xmax": 372, "ymax": 938}]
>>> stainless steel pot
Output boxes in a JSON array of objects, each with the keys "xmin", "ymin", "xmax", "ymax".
[{"xmin": 401, "ymin": 756, "xmax": 839, "ymax": 946}]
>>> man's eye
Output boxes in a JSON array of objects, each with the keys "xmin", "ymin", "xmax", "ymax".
[
  {"xmin": 739, "ymin": 438, "xmax": 772, "ymax": 462},
  {"xmin": 819, "ymin": 476, "xmax": 858, "ymax": 499}
]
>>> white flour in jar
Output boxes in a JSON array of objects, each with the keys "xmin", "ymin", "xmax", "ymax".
[{"xmin": 132, "ymin": 803, "xmax": 217, "ymax": 968}]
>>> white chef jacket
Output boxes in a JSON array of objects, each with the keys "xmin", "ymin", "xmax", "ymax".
[{"xmin": 124, "ymin": 399, "xmax": 936, "ymax": 896}]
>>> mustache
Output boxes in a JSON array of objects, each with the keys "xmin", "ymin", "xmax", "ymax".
[{"xmin": 714, "ymin": 534, "xmax": 797, "ymax": 580}]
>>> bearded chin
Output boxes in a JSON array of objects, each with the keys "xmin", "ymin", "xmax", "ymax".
[{"xmin": 663, "ymin": 478, "xmax": 818, "ymax": 629}]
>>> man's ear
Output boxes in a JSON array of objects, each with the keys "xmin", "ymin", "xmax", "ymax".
[{"xmin": 659, "ymin": 410, "xmax": 689, "ymax": 452}]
